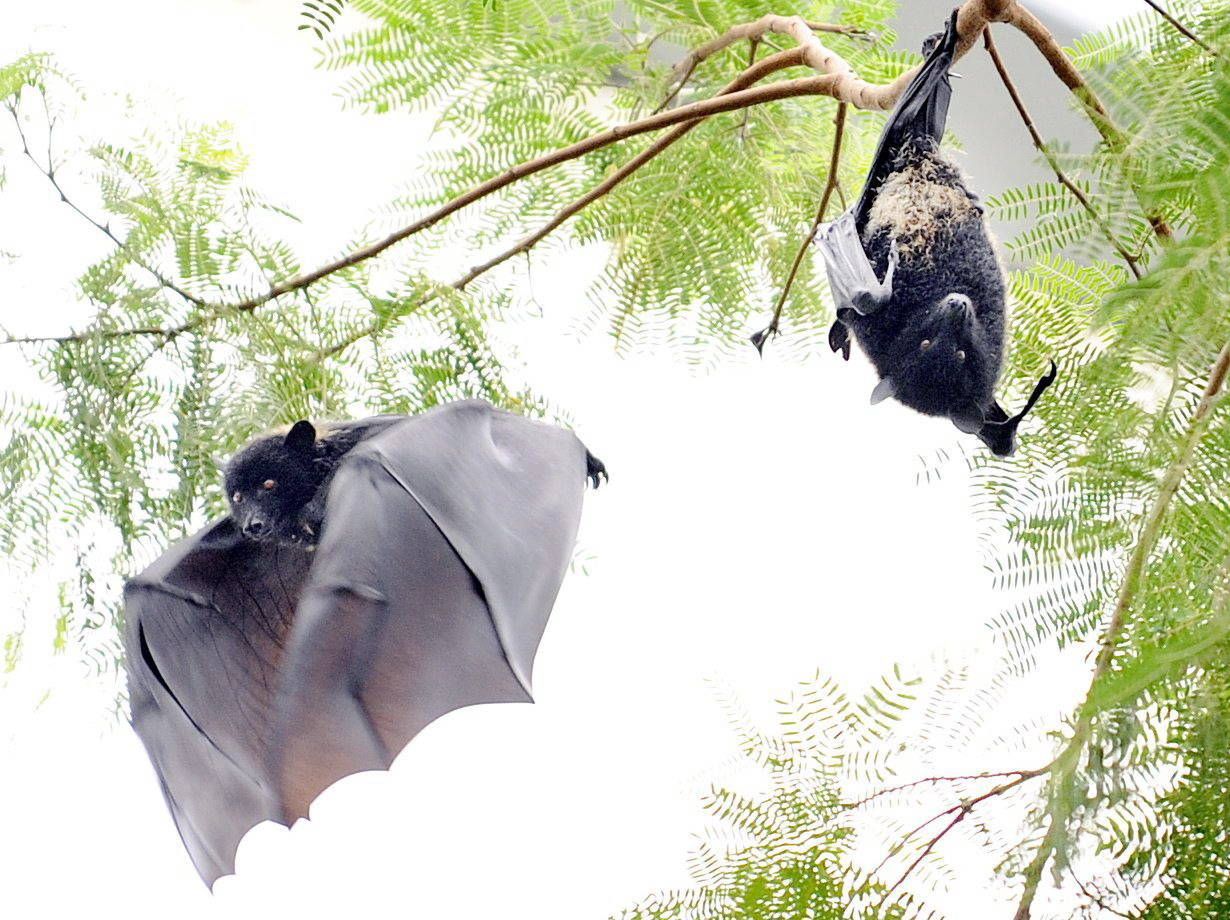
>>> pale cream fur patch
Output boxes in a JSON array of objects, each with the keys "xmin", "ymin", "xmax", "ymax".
[{"xmin": 866, "ymin": 156, "xmax": 976, "ymax": 264}]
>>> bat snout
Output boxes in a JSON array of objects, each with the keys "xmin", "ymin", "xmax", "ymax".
[
  {"xmin": 941, "ymin": 293, "xmax": 973, "ymax": 315},
  {"xmin": 242, "ymin": 517, "xmax": 269, "ymax": 539}
]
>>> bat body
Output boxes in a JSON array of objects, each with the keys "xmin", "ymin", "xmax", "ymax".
[
  {"xmin": 224, "ymin": 416, "xmax": 606, "ymax": 546},
  {"xmin": 818, "ymin": 11, "xmax": 1055, "ymax": 456},
  {"xmin": 124, "ymin": 401, "xmax": 601, "ymax": 886}
]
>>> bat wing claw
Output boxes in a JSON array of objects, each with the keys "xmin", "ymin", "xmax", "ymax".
[{"xmin": 816, "ymin": 213, "xmax": 893, "ymax": 317}]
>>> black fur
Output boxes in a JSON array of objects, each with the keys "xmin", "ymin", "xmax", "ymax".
[
  {"xmin": 224, "ymin": 418, "xmax": 394, "ymax": 546},
  {"xmin": 843, "ymin": 136, "xmax": 1006, "ymax": 430},
  {"xmin": 820, "ymin": 11, "xmax": 1055, "ymax": 456},
  {"xmin": 225, "ymin": 415, "xmax": 608, "ymax": 546}
]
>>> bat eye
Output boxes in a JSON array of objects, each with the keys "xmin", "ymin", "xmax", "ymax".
[
  {"xmin": 956, "ymin": 349, "xmax": 966, "ymax": 362},
  {"xmin": 920, "ymin": 339, "xmax": 932, "ymax": 351},
  {"xmin": 232, "ymin": 491, "xmax": 243, "ymax": 504},
  {"xmin": 262, "ymin": 479, "xmax": 277, "ymax": 490}
]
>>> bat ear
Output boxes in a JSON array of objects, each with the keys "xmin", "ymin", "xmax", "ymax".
[
  {"xmin": 284, "ymin": 420, "xmax": 317, "ymax": 453},
  {"xmin": 951, "ymin": 402, "xmax": 985, "ymax": 434},
  {"xmin": 869, "ymin": 377, "xmax": 896, "ymax": 405}
]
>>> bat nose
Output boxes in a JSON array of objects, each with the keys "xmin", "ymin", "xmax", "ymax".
[
  {"xmin": 942, "ymin": 293, "xmax": 973, "ymax": 314},
  {"xmin": 243, "ymin": 519, "xmax": 266, "ymax": 538}
]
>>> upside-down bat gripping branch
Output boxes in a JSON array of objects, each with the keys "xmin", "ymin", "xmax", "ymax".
[
  {"xmin": 123, "ymin": 401, "xmax": 605, "ymax": 885},
  {"xmin": 762, "ymin": 10, "xmax": 1056, "ymax": 456}
]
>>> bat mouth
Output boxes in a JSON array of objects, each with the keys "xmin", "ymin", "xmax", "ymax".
[{"xmin": 240, "ymin": 518, "xmax": 273, "ymax": 541}]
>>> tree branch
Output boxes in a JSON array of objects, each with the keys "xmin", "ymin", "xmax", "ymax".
[
  {"xmin": 6, "ymin": 0, "xmax": 1171, "ymax": 348},
  {"xmin": 983, "ymin": 28, "xmax": 1143, "ymax": 279},
  {"xmin": 869, "ymin": 768, "xmax": 1048, "ymax": 909},
  {"xmin": 456, "ymin": 47, "xmax": 810, "ymax": 291},
  {"xmin": 993, "ymin": 3, "xmax": 1174, "ymax": 240},
  {"xmin": 846, "ymin": 765, "xmax": 1048, "ymax": 811},
  {"xmin": 1009, "ymin": 342, "xmax": 1230, "ymax": 919},
  {"xmin": 1141, "ymin": 0, "xmax": 1218, "ymax": 57},
  {"xmin": 753, "ymin": 101, "xmax": 846, "ymax": 353},
  {"xmin": 6, "ymin": 102, "xmax": 208, "ymax": 310},
  {"xmin": 656, "ymin": 16, "xmax": 875, "ymax": 113}
]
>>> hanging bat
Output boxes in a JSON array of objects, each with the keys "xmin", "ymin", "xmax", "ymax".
[
  {"xmin": 770, "ymin": 10, "xmax": 1056, "ymax": 456},
  {"xmin": 123, "ymin": 400, "xmax": 605, "ymax": 886}
]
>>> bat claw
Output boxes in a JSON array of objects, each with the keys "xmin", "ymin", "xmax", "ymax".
[
  {"xmin": 750, "ymin": 324, "xmax": 779, "ymax": 356},
  {"xmin": 828, "ymin": 319, "xmax": 851, "ymax": 361},
  {"xmin": 585, "ymin": 452, "xmax": 609, "ymax": 489}
]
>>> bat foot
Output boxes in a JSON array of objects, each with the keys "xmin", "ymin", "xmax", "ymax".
[
  {"xmin": 585, "ymin": 452, "xmax": 609, "ymax": 489},
  {"xmin": 827, "ymin": 320, "xmax": 851, "ymax": 361},
  {"xmin": 750, "ymin": 324, "xmax": 779, "ymax": 356}
]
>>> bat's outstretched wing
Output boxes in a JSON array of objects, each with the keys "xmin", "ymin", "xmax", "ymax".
[
  {"xmin": 124, "ymin": 519, "xmax": 310, "ymax": 884},
  {"xmin": 271, "ymin": 400, "xmax": 587, "ymax": 820},
  {"xmin": 124, "ymin": 401, "xmax": 589, "ymax": 886}
]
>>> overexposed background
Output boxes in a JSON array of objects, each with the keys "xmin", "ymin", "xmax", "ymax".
[{"xmin": 0, "ymin": 1, "xmax": 1131, "ymax": 917}]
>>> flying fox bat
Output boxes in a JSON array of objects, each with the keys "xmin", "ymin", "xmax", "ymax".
[
  {"xmin": 123, "ymin": 400, "xmax": 603, "ymax": 886},
  {"xmin": 759, "ymin": 10, "xmax": 1056, "ymax": 456}
]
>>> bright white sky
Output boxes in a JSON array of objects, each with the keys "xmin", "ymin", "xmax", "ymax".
[{"xmin": 0, "ymin": 1, "xmax": 1133, "ymax": 918}]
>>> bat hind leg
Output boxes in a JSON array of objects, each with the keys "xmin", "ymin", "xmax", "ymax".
[{"xmin": 585, "ymin": 451, "xmax": 609, "ymax": 489}]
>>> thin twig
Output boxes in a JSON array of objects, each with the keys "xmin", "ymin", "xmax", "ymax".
[
  {"xmin": 877, "ymin": 811, "xmax": 966, "ymax": 910},
  {"xmin": 653, "ymin": 57, "xmax": 698, "ymax": 114},
  {"xmin": 6, "ymin": 103, "xmax": 208, "ymax": 309},
  {"xmin": 871, "ymin": 768, "xmax": 1047, "ymax": 911},
  {"xmin": 456, "ymin": 48, "xmax": 808, "ymax": 291},
  {"xmin": 1141, "ymin": 0, "xmax": 1218, "ymax": 56},
  {"xmin": 1009, "ymin": 342, "xmax": 1230, "ymax": 919},
  {"xmin": 846, "ymin": 765, "xmax": 1047, "ymax": 811},
  {"xmin": 737, "ymin": 38, "xmax": 760, "ymax": 140},
  {"xmin": 983, "ymin": 28, "xmax": 1143, "ymax": 279},
  {"xmin": 754, "ymin": 101, "xmax": 846, "ymax": 352},
  {"xmin": 1070, "ymin": 869, "xmax": 1136, "ymax": 919}
]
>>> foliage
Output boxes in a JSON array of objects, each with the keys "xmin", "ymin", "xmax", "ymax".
[
  {"xmin": 618, "ymin": 2, "xmax": 1230, "ymax": 913},
  {"xmin": 4, "ymin": 0, "xmax": 1230, "ymax": 916},
  {"xmin": 322, "ymin": 0, "xmax": 910, "ymax": 359},
  {"xmin": 616, "ymin": 670, "xmax": 947, "ymax": 920},
  {"xmin": 0, "ymin": 59, "xmax": 542, "ymax": 676},
  {"xmin": 0, "ymin": 0, "xmax": 905, "ymax": 675}
]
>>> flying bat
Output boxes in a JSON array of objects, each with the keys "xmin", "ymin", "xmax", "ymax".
[{"xmin": 123, "ymin": 400, "xmax": 604, "ymax": 885}]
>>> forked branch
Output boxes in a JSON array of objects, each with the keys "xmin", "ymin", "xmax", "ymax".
[{"xmin": 4, "ymin": 0, "xmax": 1172, "ymax": 348}]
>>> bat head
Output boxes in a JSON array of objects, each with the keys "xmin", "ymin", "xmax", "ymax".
[
  {"xmin": 224, "ymin": 420, "xmax": 323, "ymax": 543},
  {"xmin": 872, "ymin": 292, "xmax": 999, "ymax": 428}
]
